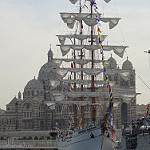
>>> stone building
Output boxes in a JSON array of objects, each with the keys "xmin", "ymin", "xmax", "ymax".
[
  {"xmin": 0, "ymin": 48, "xmax": 67, "ymax": 132},
  {"xmin": 106, "ymin": 55, "xmax": 136, "ymax": 129},
  {"xmin": 0, "ymin": 49, "xmax": 137, "ymax": 132}
]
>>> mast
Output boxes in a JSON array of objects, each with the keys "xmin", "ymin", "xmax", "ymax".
[
  {"xmin": 79, "ymin": 0, "xmax": 85, "ymax": 129},
  {"xmin": 73, "ymin": 37, "xmax": 77, "ymax": 129},
  {"xmin": 91, "ymin": 0, "xmax": 96, "ymax": 123}
]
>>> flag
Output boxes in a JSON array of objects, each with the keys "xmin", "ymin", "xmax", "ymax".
[{"xmin": 111, "ymin": 104, "xmax": 113, "ymax": 137}]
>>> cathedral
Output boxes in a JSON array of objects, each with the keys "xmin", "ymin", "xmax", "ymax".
[{"xmin": 0, "ymin": 47, "xmax": 136, "ymax": 132}]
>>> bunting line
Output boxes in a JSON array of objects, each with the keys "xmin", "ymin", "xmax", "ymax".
[
  {"xmin": 145, "ymin": 103, "xmax": 150, "ymax": 117},
  {"xmin": 93, "ymin": 0, "xmax": 114, "ymax": 138}
]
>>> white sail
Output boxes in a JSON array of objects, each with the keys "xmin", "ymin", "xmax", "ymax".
[
  {"xmin": 120, "ymin": 72, "xmax": 130, "ymax": 81},
  {"xmin": 63, "ymin": 79, "xmax": 115, "ymax": 87},
  {"xmin": 74, "ymin": 59, "xmax": 89, "ymax": 65},
  {"xmin": 84, "ymin": 69, "xmax": 103, "ymax": 75},
  {"xmin": 59, "ymin": 100, "xmax": 106, "ymax": 106},
  {"xmin": 63, "ymin": 79, "xmax": 92, "ymax": 85},
  {"xmin": 56, "ymin": 34, "xmax": 107, "ymax": 45},
  {"xmin": 103, "ymin": 45, "xmax": 128, "ymax": 58},
  {"xmin": 53, "ymin": 91, "xmax": 137, "ymax": 99},
  {"xmin": 63, "ymin": 79, "xmax": 101, "ymax": 85},
  {"xmin": 113, "ymin": 100, "xmax": 121, "ymax": 108},
  {"xmin": 56, "ymin": 68, "xmax": 131, "ymax": 77},
  {"xmin": 83, "ymin": 17, "xmax": 98, "ymax": 26},
  {"xmin": 53, "ymin": 93, "xmax": 65, "ymax": 102},
  {"xmin": 60, "ymin": 12, "xmax": 120, "ymax": 29},
  {"xmin": 54, "ymin": 58, "xmax": 110, "ymax": 65},
  {"xmin": 52, "ymin": 59, "xmax": 62, "ymax": 67},
  {"xmin": 49, "ymin": 80, "xmax": 60, "ymax": 89},
  {"xmin": 100, "ymin": 18, "xmax": 121, "ymax": 29},
  {"xmin": 66, "ymin": 18, "xmax": 76, "ymax": 29},
  {"xmin": 69, "ymin": 0, "xmax": 112, "ymax": 4},
  {"xmin": 56, "ymin": 69, "xmax": 68, "ymax": 78},
  {"xmin": 58, "ymin": 44, "xmax": 128, "ymax": 58},
  {"xmin": 104, "ymin": 0, "xmax": 111, "ymax": 3},
  {"xmin": 69, "ymin": 0, "xmax": 78, "ymax": 4}
]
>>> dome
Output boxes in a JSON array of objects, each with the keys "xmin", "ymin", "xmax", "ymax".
[
  {"xmin": 122, "ymin": 57, "xmax": 133, "ymax": 70},
  {"xmin": 38, "ymin": 61, "xmax": 58, "ymax": 81},
  {"xmin": 107, "ymin": 55, "xmax": 117, "ymax": 69},
  {"xmin": 24, "ymin": 78, "xmax": 43, "ymax": 90},
  {"xmin": 23, "ymin": 78, "xmax": 44, "ymax": 99}
]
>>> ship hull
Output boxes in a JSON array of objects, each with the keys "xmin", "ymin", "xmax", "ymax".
[{"xmin": 57, "ymin": 125, "xmax": 114, "ymax": 150}]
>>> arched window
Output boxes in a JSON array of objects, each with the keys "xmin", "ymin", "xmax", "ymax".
[
  {"xmin": 32, "ymin": 90, "xmax": 34, "ymax": 96},
  {"xmin": 37, "ymin": 90, "xmax": 39, "ymax": 96},
  {"xmin": 27, "ymin": 91, "xmax": 30, "ymax": 96},
  {"xmin": 121, "ymin": 102, "xmax": 128, "ymax": 127}
]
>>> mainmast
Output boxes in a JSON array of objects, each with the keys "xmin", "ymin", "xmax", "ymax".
[
  {"xmin": 90, "ymin": 0, "xmax": 96, "ymax": 123},
  {"xmin": 73, "ymin": 37, "xmax": 77, "ymax": 129},
  {"xmin": 79, "ymin": 0, "xmax": 85, "ymax": 129}
]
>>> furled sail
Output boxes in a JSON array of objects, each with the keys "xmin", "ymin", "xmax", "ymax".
[
  {"xmin": 60, "ymin": 12, "xmax": 120, "ymax": 29},
  {"xmin": 63, "ymin": 79, "xmax": 104, "ymax": 86},
  {"xmin": 83, "ymin": 17, "xmax": 98, "ymax": 26},
  {"xmin": 59, "ymin": 100, "xmax": 106, "ymax": 106},
  {"xmin": 74, "ymin": 59, "xmax": 89, "ymax": 65},
  {"xmin": 49, "ymin": 80, "xmax": 60, "ymax": 89},
  {"xmin": 56, "ymin": 34, "xmax": 107, "ymax": 45},
  {"xmin": 56, "ymin": 69, "xmax": 68, "ymax": 78},
  {"xmin": 58, "ymin": 44, "xmax": 128, "ymax": 58},
  {"xmin": 52, "ymin": 60, "xmax": 62, "ymax": 67},
  {"xmin": 53, "ymin": 93, "xmax": 65, "ymax": 102},
  {"xmin": 57, "ymin": 68, "xmax": 131, "ymax": 77},
  {"xmin": 103, "ymin": 45, "xmax": 128, "ymax": 58},
  {"xmin": 54, "ymin": 91, "xmax": 137, "ymax": 99},
  {"xmin": 53, "ymin": 58, "xmax": 110, "ymax": 66},
  {"xmin": 120, "ymin": 72, "xmax": 130, "ymax": 81},
  {"xmin": 84, "ymin": 69, "xmax": 103, "ymax": 75},
  {"xmin": 69, "ymin": 0, "xmax": 112, "ymax": 4},
  {"xmin": 63, "ymin": 79, "xmax": 92, "ymax": 85},
  {"xmin": 69, "ymin": 0, "xmax": 78, "ymax": 4},
  {"xmin": 98, "ymin": 18, "xmax": 121, "ymax": 29},
  {"xmin": 104, "ymin": 0, "xmax": 111, "ymax": 3}
]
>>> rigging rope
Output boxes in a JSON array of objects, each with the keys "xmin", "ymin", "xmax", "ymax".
[{"xmin": 138, "ymin": 75, "xmax": 150, "ymax": 89}]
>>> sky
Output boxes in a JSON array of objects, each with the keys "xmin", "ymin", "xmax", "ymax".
[{"xmin": 0, "ymin": 0, "xmax": 150, "ymax": 110}]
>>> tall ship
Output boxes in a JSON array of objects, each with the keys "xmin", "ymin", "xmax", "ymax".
[{"xmin": 48, "ymin": 0, "xmax": 137, "ymax": 150}]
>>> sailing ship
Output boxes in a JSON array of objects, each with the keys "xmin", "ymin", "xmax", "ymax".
[{"xmin": 47, "ymin": 0, "xmax": 137, "ymax": 149}]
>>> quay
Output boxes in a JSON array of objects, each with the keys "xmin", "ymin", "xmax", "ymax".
[
  {"xmin": 0, "ymin": 148, "xmax": 57, "ymax": 150},
  {"xmin": 0, "ymin": 131, "xmax": 58, "ymax": 150}
]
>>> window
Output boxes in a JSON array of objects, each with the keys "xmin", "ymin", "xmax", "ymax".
[
  {"xmin": 27, "ymin": 91, "xmax": 30, "ymax": 96},
  {"xmin": 26, "ymin": 103, "xmax": 30, "ymax": 109},
  {"xmin": 32, "ymin": 91, "xmax": 34, "ymax": 96},
  {"xmin": 37, "ymin": 90, "xmax": 39, "ymax": 96}
]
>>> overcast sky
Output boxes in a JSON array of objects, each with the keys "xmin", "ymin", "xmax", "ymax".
[{"xmin": 0, "ymin": 0, "xmax": 150, "ymax": 110}]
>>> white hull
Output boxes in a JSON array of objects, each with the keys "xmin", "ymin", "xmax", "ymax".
[{"xmin": 57, "ymin": 125, "xmax": 115, "ymax": 150}]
